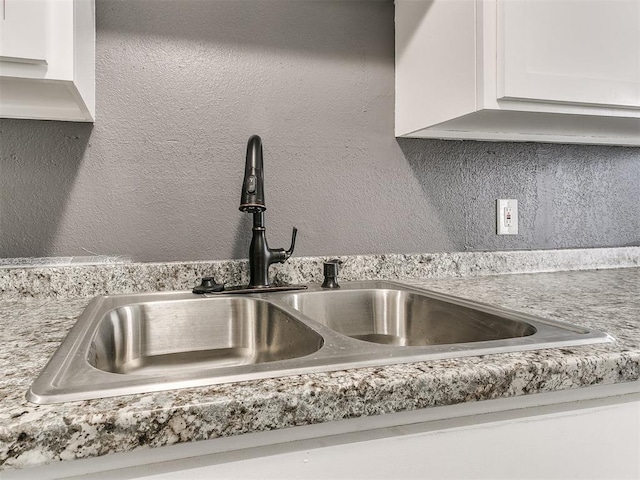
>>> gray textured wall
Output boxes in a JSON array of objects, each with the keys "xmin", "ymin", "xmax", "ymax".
[{"xmin": 1, "ymin": 0, "xmax": 639, "ymax": 262}]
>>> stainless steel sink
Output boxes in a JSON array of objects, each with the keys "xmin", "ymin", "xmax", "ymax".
[
  {"xmin": 89, "ymin": 298, "xmax": 324, "ymax": 374},
  {"xmin": 28, "ymin": 281, "xmax": 612, "ymax": 404},
  {"xmin": 281, "ymin": 289, "xmax": 536, "ymax": 346}
]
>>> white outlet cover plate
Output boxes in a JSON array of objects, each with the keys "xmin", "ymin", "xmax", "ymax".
[{"xmin": 497, "ymin": 199, "xmax": 518, "ymax": 235}]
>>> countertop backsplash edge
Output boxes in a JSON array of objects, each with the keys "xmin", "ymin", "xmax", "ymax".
[{"xmin": 1, "ymin": 246, "xmax": 638, "ymax": 299}]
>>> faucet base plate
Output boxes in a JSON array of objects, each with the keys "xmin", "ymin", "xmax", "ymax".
[{"xmin": 200, "ymin": 285, "xmax": 308, "ymax": 296}]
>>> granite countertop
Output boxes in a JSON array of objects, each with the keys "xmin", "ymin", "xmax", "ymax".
[{"xmin": 1, "ymin": 252, "xmax": 640, "ymax": 471}]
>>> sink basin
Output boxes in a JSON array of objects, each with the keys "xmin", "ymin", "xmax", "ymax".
[
  {"xmin": 89, "ymin": 298, "xmax": 323, "ymax": 374},
  {"xmin": 282, "ymin": 289, "xmax": 536, "ymax": 346},
  {"xmin": 28, "ymin": 281, "xmax": 612, "ymax": 404}
]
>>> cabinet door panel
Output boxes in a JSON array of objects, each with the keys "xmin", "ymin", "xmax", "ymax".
[
  {"xmin": 498, "ymin": 0, "xmax": 640, "ymax": 109},
  {"xmin": 0, "ymin": 0, "xmax": 48, "ymax": 63}
]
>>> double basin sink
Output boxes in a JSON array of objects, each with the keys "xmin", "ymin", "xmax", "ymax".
[{"xmin": 28, "ymin": 281, "xmax": 611, "ymax": 404}]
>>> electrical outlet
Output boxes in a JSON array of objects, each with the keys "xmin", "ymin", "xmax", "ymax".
[{"xmin": 497, "ymin": 199, "xmax": 518, "ymax": 235}]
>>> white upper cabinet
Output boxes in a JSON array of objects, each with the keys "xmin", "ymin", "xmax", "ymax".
[
  {"xmin": 0, "ymin": 0, "xmax": 48, "ymax": 64},
  {"xmin": 395, "ymin": 0, "xmax": 640, "ymax": 146},
  {"xmin": 0, "ymin": 0, "xmax": 95, "ymax": 122},
  {"xmin": 499, "ymin": 0, "xmax": 640, "ymax": 108}
]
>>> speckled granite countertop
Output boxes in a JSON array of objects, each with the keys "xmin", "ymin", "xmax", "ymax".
[{"xmin": 1, "ymin": 249, "xmax": 640, "ymax": 471}]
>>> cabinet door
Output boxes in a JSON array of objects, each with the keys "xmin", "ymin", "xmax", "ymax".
[
  {"xmin": 497, "ymin": 0, "xmax": 640, "ymax": 109},
  {"xmin": 0, "ymin": 0, "xmax": 48, "ymax": 64}
]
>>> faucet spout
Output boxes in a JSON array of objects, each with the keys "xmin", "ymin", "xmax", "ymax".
[
  {"xmin": 239, "ymin": 135, "xmax": 266, "ymax": 213},
  {"xmin": 239, "ymin": 135, "xmax": 298, "ymax": 288}
]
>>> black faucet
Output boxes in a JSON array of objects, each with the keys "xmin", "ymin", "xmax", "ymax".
[{"xmin": 239, "ymin": 135, "xmax": 297, "ymax": 288}]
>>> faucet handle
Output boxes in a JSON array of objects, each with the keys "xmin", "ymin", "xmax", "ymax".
[{"xmin": 285, "ymin": 227, "xmax": 298, "ymax": 259}]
